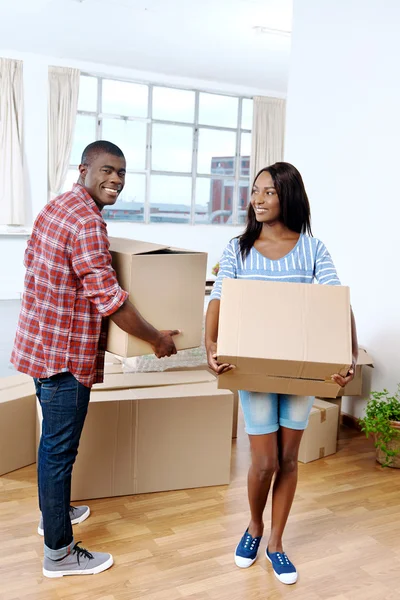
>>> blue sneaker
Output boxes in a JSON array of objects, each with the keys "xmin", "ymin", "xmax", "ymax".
[
  {"xmin": 266, "ymin": 548, "xmax": 297, "ymax": 584},
  {"xmin": 234, "ymin": 529, "xmax": 262, "ymax": 568}
]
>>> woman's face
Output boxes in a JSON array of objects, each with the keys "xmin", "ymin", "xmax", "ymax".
[{"xmin": 251, "ymin": 171, "xmax": 281, "ymax": 224}]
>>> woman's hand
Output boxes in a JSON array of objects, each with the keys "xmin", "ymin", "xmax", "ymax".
[
  {"xmin": 331, "ymin": 358, "xmax": 357, "ymax": 388},
  {"xmin": 206, "ymin": 341, "xmax": 235, "ymax": 375}
]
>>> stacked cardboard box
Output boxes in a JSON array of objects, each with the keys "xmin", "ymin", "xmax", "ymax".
[
  {"xmin": 0, "ymin": 374, "xmax": 36, "ymax": 476},
  {"xmin": 298, "ymin": 399, "xmax": 339, "ymax": 463},
  {"xmin": 36, "ymin": 370, "xmax": 234, "ymax": 501}
]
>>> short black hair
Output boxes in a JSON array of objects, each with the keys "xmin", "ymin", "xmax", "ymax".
[{"xmin": 81, "ymin": 140, "xmax": 125, "ymax": 165}]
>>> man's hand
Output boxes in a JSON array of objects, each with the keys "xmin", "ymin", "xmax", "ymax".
[
  {"xmin": 152, "ymin": 330, "xmax": 180, "ymax": 358},
  {"xmin": 332, "ymin": 359, "xmax": 357, "ymax": 388},
  {"xmin": 206, "ymin": 341, "xmax": 235, "ymax": 375}
]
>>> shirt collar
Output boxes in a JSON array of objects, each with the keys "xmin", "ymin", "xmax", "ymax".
[{"xmin": 72, "ymin": 183, "xmax": 103, "ymax": 218}]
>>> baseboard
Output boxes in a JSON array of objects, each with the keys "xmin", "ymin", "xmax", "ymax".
[{"xmin": 342, "ymin": 412, "xmax": 362, "ymax": 431}]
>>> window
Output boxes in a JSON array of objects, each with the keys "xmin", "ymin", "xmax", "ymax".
[{"xmin": 69, "ymin": 75, "xmax": 252, "ymax": 225}]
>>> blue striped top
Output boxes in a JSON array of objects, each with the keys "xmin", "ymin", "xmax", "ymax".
[{"xmin": 210, "ymin": 234, "xmax": 341, "ymax": 301}]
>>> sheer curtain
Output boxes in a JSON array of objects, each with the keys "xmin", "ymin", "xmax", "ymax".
[
  {"xmin": 48, "ymin": 66, "xmax": 80, "ymax": 201},
  {"xmin": 0, "ymin": 58, "xmax": 24, "ymax": 225},
  {"xmin": 250, "ymin": 96, "xmax": 286, "ymax": 183}
]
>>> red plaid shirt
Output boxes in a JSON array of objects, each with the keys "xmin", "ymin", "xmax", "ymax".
[{"xmin": 11, "ymin": 184, "xmax": 128, "ymax": 388}]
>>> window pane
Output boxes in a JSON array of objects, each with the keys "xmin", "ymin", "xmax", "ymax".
[
  {"xmin": 150, "ymin": 175, "xmax": 191, "ymax": 223},
  {"xmin": 152, "ymin": 124, "xmax": 193, "ymax": 173},
  {"xmin": 240, "ymin": 132, "xmax": 251, "ymax": 177},
  {"xmin": 102, "ymin": 118, "xmax": 146, "ymax": 170},
  {"xmin": 238, "ymin": 180, "xmax": 250, "ymax": 224},
  {"xmin": 241, "ymin": 98, "xmax": 253, "ymax": 130},
  {"xmin": 195, "ymin": 178, "xmax": 234, "ymax": 224},
  {"xmin": 62, "ymin": 168, "xmax": 79, "ymax": 193},
  {"xmin": 153, "ymin": 87, "xmax": 195, "ymax": 123},
  {"xmin": 78, "ymin": 75, "xmax": 97, "ymax": 112},
  {"xmin": 197, "ymin": 128, "xmax": 236, "ymax": 175},
  {"xmin": 103, "ymin": 174, "xmax": 145, "ymax": 222},
  {"xmin": 102, "ymin": 79, "xmax": 148, "ymax": 117},
  {"xmin": 70, "ymin": 114, "xmax": 97, "ymax": 165},
  {"xmin": 199, "ymin": 93, "xmax": 238, "ymax": 128}
]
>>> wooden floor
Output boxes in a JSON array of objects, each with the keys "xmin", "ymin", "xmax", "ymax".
[{"xmin": 1, "ymin": 417, "xmax": 400, "ymax": 600}]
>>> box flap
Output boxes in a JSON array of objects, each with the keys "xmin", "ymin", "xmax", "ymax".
[
  {"xmin": 104, "ymin": 352, "xmax": 122, "ymax": 364},
  {"xmin": 109, "ymin": 237, "xmax": 169, "ymax": 256},
  {"xmin": 357, "ymin": 347, "xmax": 374, "ymax": 367},
  {"xmin": 94, "ymin": 370, "xmax": 215, "ymax": 391},
  {"xmin": 91, "ymin": 381, "xmax": 232, "ymax": 402},
  {"xmin": 218, "ymin": 279, "xmax": 352, "ymax": 375}
]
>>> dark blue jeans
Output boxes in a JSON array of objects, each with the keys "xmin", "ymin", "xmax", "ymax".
[{"xmin": 34, "ymin": 372, "xmax": 90, "ymax": 559}]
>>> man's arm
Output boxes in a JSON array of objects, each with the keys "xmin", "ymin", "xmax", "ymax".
[{"xmin": 111, "ymin": 300, "xmax": 179, "ymax": 358}]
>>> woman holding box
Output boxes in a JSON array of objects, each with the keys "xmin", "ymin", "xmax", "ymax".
[{"xmin": 205, "ymin": 162, "xmax": 358, "ymax": 585}]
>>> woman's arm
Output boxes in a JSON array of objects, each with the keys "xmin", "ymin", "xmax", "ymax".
[
  {"xmin": 205, "ymin": 299, "xmax": 234, "ymax": 374},
  {"xmin": 332, "ymin": 307, "xmax": 358, "ymax": 387}
]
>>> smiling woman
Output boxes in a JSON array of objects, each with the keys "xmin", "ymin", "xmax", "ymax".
[{"xmin": 77, "ymin": 141, "xmax": 127, "ymax": 210}]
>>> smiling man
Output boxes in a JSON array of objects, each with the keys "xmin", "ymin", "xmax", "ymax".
[{"xmin": 11, "ymin": 141, "xmax": 179, "ymax": 578}]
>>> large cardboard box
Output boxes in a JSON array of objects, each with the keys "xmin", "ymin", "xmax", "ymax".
[
  {"xmin": 217, "ymin": 280, "xmax": 352, "ymax": 398},
  {"xmin": 163, "ymin": 364, "xmax": 239, "ymax": 438},
  {"xmin": 0, "ymin": 375, "xmax": 36, "ymax": 476},
  {"xmin": 37, "ymin": 372, "xmax": 234, "ymax": 500},
  {"xmin": 106, "ymin": 238, "xmax": 207, "ymax": 357},
  {"xmin": 298, "ymin": 399, "xmax": 339, "ymax": 463}
]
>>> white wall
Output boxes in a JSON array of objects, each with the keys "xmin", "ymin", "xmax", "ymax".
[
  {"xmin": 285, "ymin": 0, "xmax": 400, "ymax": 416},
  {"xmin": 0, "ymin": 49, "xmax": 276, "ymax": 298}
]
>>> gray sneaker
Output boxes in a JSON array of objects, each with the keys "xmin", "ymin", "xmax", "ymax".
[
  {"xmin": 43, "ymin": 543, "xmax": 113, "ymax": 578},
  {"xmin": 38, "ymin": 505, "xmax": 90, "ymax": 536}
]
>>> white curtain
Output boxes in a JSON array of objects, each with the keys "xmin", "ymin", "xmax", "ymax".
[
  {"xmin": 0, "ymin": 58, "xmax": 24, "ymax": 225},
  {"xmin": 48, "ymin": 66, "xmax": 80, "ymax": 201},
  {"xmin": 250, "ymin": 96, "xmax": 286, "ymax": 183}
]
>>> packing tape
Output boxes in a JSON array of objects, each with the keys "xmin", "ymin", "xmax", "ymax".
[{"xmin": 313, "ymin": 405, "xmax": 327, "ymax": 423}]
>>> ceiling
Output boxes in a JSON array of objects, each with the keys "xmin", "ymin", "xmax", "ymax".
[{"xmin": 0, "ymin": 0, "xmax": 292, "ymax": 93}]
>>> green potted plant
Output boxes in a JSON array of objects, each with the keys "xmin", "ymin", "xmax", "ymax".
[
  {"xmin": 212, "ymin": 262, "xmax": 220, "ymax": 277},
  {"xmin": 359, "ymin": 385, "xmax": 400, "ymax": 467}
]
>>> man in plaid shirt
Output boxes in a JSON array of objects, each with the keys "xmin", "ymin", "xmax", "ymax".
[{"xmin": 12, "ymin": 140, "xmax": 179, "ymax": 578}]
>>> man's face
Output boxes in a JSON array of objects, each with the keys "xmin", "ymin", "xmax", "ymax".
[{"xmin": 79, "ymin": 152, "xmax": 126, "ymax": 210}]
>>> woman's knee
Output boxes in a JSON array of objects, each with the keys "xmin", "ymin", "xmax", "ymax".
[
  {"xmin": 251, "ymin": 456, "xmax": 278, "ymax": 481},
  {"xmin": 278, "ymin": 453, "xmax": 298, "ymax": 474}
]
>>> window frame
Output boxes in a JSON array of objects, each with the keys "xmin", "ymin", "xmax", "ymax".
[{"xmin": 71, "ymin": 73, "xmax": 252, "ymax": 225}]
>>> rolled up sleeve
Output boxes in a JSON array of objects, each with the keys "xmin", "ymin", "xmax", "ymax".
[{"xmin": 72, "ymin": 220, "xmax": 128, "ymax": 317}]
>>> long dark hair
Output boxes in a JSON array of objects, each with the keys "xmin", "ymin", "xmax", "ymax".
[{"xmin": 238, "ymin": 162, "xmax": 312, "ymax": 259}]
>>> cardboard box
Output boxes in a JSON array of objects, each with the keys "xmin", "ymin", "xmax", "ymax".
[
  {"xmin": 217, "ymin": 280, "xmax": 352, "ymax": 398},
  {"xmin": 105, "ymin": 352, "xmax": 122, "ymax": 364},
  {"xmin": 163, "ymin": 364, "xmax": 239, "ymax": 439},
  {"xmin": 37, "ymin": 372, "xmax": 234, "ymax": 500},
  {"xmin": 106, "ymin": 238, "xmax": 207, "ymax": 357},
  {"xmin": 0, "ymin": 376, "xmax": 36, "ymax": 476},
  {"xmin": 323, "ymin": 397, "xmax": 342, "ymax": 439},
  {"xmin": 104, "ymin": 363, "xmax": 124, "ymax": 374},
  {"xmin": 298, "ymin": 399, "xmax": 339, "ymax": 463},
  {"xmin": 338, "ymin": 347, "xmax": 374, "ymax": 396},
  {"xmin": 94, "ymin": 370, "xmax": 216, "ymax": 391}
]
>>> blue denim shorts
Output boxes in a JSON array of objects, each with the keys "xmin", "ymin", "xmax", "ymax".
[{"xmin": 239, "ymin": 391, "xmax": 314, "ymax": 435}]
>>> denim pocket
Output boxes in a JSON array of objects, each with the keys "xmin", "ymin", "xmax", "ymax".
[{"xmin": 38, "ymin": 377, "xmax": 62, "ymax": 404}]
